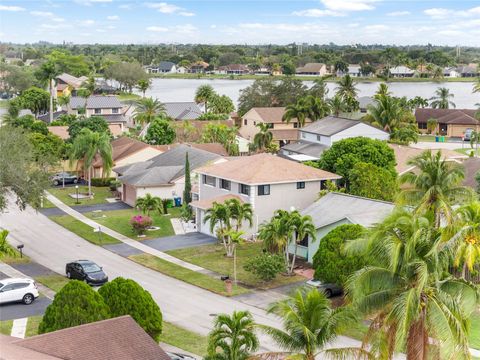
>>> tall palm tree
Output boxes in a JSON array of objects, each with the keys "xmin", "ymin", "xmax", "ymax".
[
  {"xmin": 304, "ymin": 95, "xmax": 331, "ymax": 121},
  {"xmin": 76, "ymin": 88, "xmax": 91, "ymax": 115},
  {"xmin": 375, "ymin": 83, "xmax": 391, "ymax": 97},
  {"xmin": 206, "ymin": 311, "xmax": 259, "ymax": 360},
  {"xmin": 430, "ymin": 87, "xmax": 456, "ymax": 109},
  {"xmin": 226, "ymin": 198, "xmax": 253, "ymax": 232},
  {"xmin": 135, "ymin": 193, "xmax": 163, "ymax": 216},
  {"xmin": 258, "ymin": 287, "xmax": 356, "ymax": 360},
  {"xmin": 327, "ymin": 94, "xmax": 348, "ymax": 117},
  {"xmin": 282, "ymin": 99, "xmax": 309, "ymax": 127},
  {"xmin": 133, "ymin": 97, "xmax": 166, "ymax": 126},
  {"xmin": 288, "ymin": 211, "xmax": 316, "ymax": 274},
  {"xmin": 57, "ymin": 94, "xmax": 71, "ymax": 112},
  {"xmin": 136, "ymin": 79, "xmax": 151, "ymax": 97},
  {"xmin": 36, "ymin": 60, "xmax": 60, "ymax": 123},
  {"xmin": 309, "ymin": 78, "xmax": 329, "ymax": 99},
  {"xmin": 336, "ymin": 74, "xmax": 358, "ymax": 99},
  {"xmin": 366, "ymin": 94, "xmax": 403, "ymax": 132},
  {"xmin": 398, "ymin": 150, "xmax": 473, "ymax": 228},
  {"xmin": 204, "ymin": 202, "xmax": 232, "ymax": 251},
  {"xmin": 70, "ymin": 128, "xmax": 113, "ymax": 196},
  {"xmin": 195, "ymin": 84, "xmax": 215, "ymax": 113},
  {"xmin": 82, "ymin": 75, "xmax": 96, "ymax": 94},
  {"xmin": 252, "ymin": 123, "xmax": 273, "ymax": 152}
]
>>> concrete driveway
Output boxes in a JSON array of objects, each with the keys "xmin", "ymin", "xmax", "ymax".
[
  {"xmin": 39, "ymin": 202, "xmax": 131, "ymax": 217},
  {"xmin": 141, "ymin": 233, "xmax": 217, "ymax": 252}
]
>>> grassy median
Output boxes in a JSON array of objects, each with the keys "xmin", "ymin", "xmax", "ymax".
[
  {"xmin": 161, "ymin": 322, "xmax": 208, "ymax": 356},
  {"xmin": 48, "ymin": 186, "xmax": 113, "ymax": 207}
]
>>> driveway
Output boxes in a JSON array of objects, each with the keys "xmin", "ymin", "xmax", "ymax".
[
  {"xmin": 142, "ymin": 233, "xmax": 217, "ymax": 252},
  {"xmin": 39, "ymin": 201, "xmax": 131, "ymax": 217},
  {"xmin": 412, "ymin": 141, "xmax": 469, "ymax": 151}
]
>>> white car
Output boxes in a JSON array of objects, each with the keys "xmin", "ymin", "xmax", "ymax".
[{"xmin": 0, "ymin": 278, "xmax": 39, "ymax": 305}]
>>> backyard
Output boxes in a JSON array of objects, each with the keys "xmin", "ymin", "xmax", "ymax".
[{"xmin": 48, "ymin": 186, "xmax": 114, "ymax": 207}]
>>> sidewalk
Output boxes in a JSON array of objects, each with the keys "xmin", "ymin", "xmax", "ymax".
[{"xmin": 45, "ymin": 192, "xmax": 206, "ymax": 273}]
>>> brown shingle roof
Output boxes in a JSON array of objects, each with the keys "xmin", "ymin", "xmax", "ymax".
[
  {"xmin": 247, "ymin": 107, "xmax": 286, "ymax": 123},
  {"xmin": 93, "ymin": 136, "xmax": 158, "ymax": 167},
  {"xmin": 196, "ymin": 153, "xmax": 341, "ymax": 184},
  {"xmin": 296, "ymin": 63, "xmax": 326, "ymax": 73},
  {"xmin": 462, "ymin": 157, "xmax": 480, "ymax": 189},
  {"xmin": 270, "ymin": 129, "xmax": 299, "ymax": 141},
  {"xmin": 153, "ymin": 143, "xmax": 228, "ymax": 156},
  {"xmin": 415, "ymin": 109, "xmax": 479, "ymax": 125},
  {"xmin": 190, "ymin": 194, "xmax": 243, "ymax": 209}
]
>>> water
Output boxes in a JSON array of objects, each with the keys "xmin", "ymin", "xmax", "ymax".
[{"xmin": 137, "ymin": 78, "xmax": 479, "ymax": 109}]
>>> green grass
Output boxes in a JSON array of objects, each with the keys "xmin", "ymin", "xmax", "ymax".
[
  {"xmin": 167, "ymin": 242, "xmax": 305, "ymax": 289},
  {"xmin": 129, "ymin": 253, "xmax": 249, "ymax": 296},
  {"xmin": 470, "ymin": 311, "xmax": 480, "ymax": 349},
  {"xmin": 117, "ymin": 92, "xmax": 141, "ymax": 101},
  {"xmin": 49, "ymin": 214, "xmax": 120, "ymax": 245},
  {"xmin": 85, "ymin": 208, "xmax": 181, "ymax": 240},
  {"xmin": 48, "ymin": 186, "xmax": 113, "ymax": 207},
  {"xmin": 25, "ymin": 316, "xmax": 42, "ymax": 337},
  {"xmin": 0, "ymin": 319, "xmax": 13, "ymax": 335},
  {"xmin": 160, "ymin": 322, "xmax": 208, "ymax": 356},
  {"xmin": 0, "ymin": 99, "xmax": 9, "ymax": 108},
  {"xmin": 455, "ymin": 148, "xmax": 477, "ymax": 156},
  {"xmin": 0, "ymin": 246, "xmax": 30, "ymax": 264},
  {"xmin": 34, "ymin": 274, "xmax": 70, "ymax": 292},
  {"xmin": 42, "ymin": 198, "xmax": 56, "ymax": 209}
]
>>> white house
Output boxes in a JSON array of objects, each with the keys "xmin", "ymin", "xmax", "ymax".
[
  {"xmin": 145, "ymin": 61, "xmax": 177, "ymax": 74},
  {"xmin": 389, "ymin": 66, "xmax": 415, "ymax": 78}
]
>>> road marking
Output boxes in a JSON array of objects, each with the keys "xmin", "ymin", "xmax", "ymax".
[{"xmin": 11, "ymin": 317, "xmax": 28, "ymax": 339}]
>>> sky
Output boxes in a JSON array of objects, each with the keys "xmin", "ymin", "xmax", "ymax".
[{"xmin": 0, "ymin": 0, "xmax": 479, "ymax": 46}]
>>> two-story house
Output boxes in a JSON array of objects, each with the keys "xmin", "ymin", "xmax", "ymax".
[
  {"xmin": 190, "ymin": 153, "xmax": 341, "ymax": 237},
  {"xmin": 55, "ymin": 73, "xmax": 88, "ymax": 97},
  {"xmin": 239, "ymin": 107, "xmax": 311, "ymax": 147},
  {"xmin": 280, "ymin": 116, "xmax": 389, "ymax": 161}
]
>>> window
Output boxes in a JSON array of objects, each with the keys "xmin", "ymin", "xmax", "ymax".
[
  {"xmin": 258, "ymin": 184, "xmax": 270, "ymax": 196},
  {"xmin": 112, "ymin": 108, "xmax": 119, "ymax": 114},
  {"xmin": 239, "ymin": 183, "xmax": 250, "ymax": 195},
  {"xmin": 203, "ymin": 175, "xmax": 216, "ymax": 187},
  {"xmin": 220, "ymin": 179, "xmax": 231, "ymax": 190},
  {"xmin": 297, "ymin": 233, "xmax": 309, "ymax": 247},
  {"xmin": 418, "ymin": 122, "xmax": 428, "ymax": 130},
  {"xmin": 13, "ymin": 283, "xmax": 29, "ymax": 290},
  {"xmin": 316, "ymin": 135, "xmax": 321, "ymax": 141},
  {"xmin": 94, "ymin": 108, "xmax": 101, "ymax": 114},
  {"xmin": 243, "ymin": 119, "xmax": 247, "ymax": 126},
  {"xmin": 0, "ymin": 284, "xmax": 15, "ymax": 292},
  {"xmin": 320, "ymin": 180, "xmax": 327, "ymax": 190},
  {"xmin": 297, "ymin": 181, "xmax": 305, "ymax": 189},
  {"xmin": 293, "ymin": 122, "xmax": 298, "ymax": 128},
  {"xmin": 267, "ymin": 123, "xmax": 274, "ymax": 129}
]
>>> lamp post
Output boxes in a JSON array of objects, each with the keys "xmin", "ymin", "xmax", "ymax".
[{"xmin": 75, "ymin": 185, "xmax": 80, "ymax": 204}]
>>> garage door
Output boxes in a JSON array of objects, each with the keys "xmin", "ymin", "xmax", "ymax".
[
  {"xmin": 123, "ymin": 184, "xmax": 137, "ymax": 207},
  {"xmin": 197, "ymin": 210, "xmax": 215, "ymax": 237}
]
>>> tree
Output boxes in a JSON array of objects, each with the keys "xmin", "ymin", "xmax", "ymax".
[
  {"xmin": 144, "ymin": 118, "xmax": 176, "ymax": 145},
  {"xmin": 430, "ymin": 87, "xmax": 456, "ymax": 109},
  {"xmin": 365, "ymin": 94, "xmax": 405, "ymax": 132},
  {"xmin": 135, "ymin": 193, "xmax": 163, "ymax": 216},
  {"xmin": 13, "ymin": 87, "xmax": 50, "ymax": 116},
  {"xmin": 0, "ymin": 63, "xmax": 35, "ymax": 94},
  {"xmin": 244, "ymin": 253, "xmax": 285, "ymax": 282},
  {"xmin": 195, "ymin": 84, "xmax": 215, "ymax": 113},
  {"xmin": 375, "ymin": 83, "xmax": 391, "ymax": 97},
  {"xmin": 57, "ymin": 94, "xmax": 71, "ymax": 111},
  {"xmin": 259, "ymin": 287, "xmax": 356, "ymax": 360},
  {"xmin": 38, "ymin": 280, "xmax": 110, "ymax": 334},
  {"xmin": 201, "ymin": 123, "xmax": 239, "ymax": 156},
  {"xmin": 136, "ymin": 78, "xmax": 151, "ymax": 97},
  {"xmin": 349, "ymin": 162, "xmax": 398, "ymax": 201},
  {"xmin": 336, "ymin": 74, "xmax": 358, "ymax": 99},
  {"xmin": 35, "ymin": 61, "xmax": 60, "ymax": 123},
  {"xmin": 252, "ymin": 123, "xmax": 273, "ymax": 152},
  {"xmin": 334, "ymin": 59, "xmax": 349, "ymax": 74},
  {"xmin": 426, "ymin": 117, "xmax": 438, "ymax": 134},
  {"xmin": 287, "ymin": 210, "xmax": 316, "ymax": 274},
  {"xmin": 0, "ymin": 230, "xmax": 17, "ymax": 257},
  {"xmin": 282, "ymin": 97, "xmax": 311, "ymax": 127},
  {"xmin": 312, "ymin": 224, "xmax": 365, "ymax": 287},
  {"xmin": 327, "ymin": 94, "xmax": 348, "ymax": 117},
  {"xmin": 70, "ymin": 128, "xmax": 113, "ymax": 196},
  {"xmin": 210, "ymin": 94, "xmax": 235, "ymax": 115},
  {"xmin": 29, "ymin": 132, "xmax": 64, "ymax": 168},
  {"xmin": 67, "ymin": 116, "xmax": 110, "ymax": 139},
  {"xmin": 183, "ymin": 152, "xmax": 192, "ymax": 205},
  {"xmin": 206, "ymin": 311, "xmax": 259, "ymax": 360},
  {"xmin": 302, "ymin": 95, "xmax": 330, "ymax": 121},
  {"xmin": 98, "ymin": 277, "xmax": 163, "ymax": 341},
  {"xmin": 104, "ymin": 61, "xmax": 147, "ymax": 92},
  {"xmin": 134, "ymin": 97, "xmax": 166, "ymax": 126},
  {"xmin": 46, "ymin": 50, "xmax": 91, "ymax": 76},
  {"xmin": 309, "ymin": 78, "xmax": 329, "ymax": 99},
  {"xmin": 227, "ymin": 198, "xmax": 253, "ymax": 232},
  {"xmin": 360, "ymin": 62, "xmax": 375, "ymax": 77}
]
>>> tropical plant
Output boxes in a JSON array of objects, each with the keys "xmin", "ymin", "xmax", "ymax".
[
  {"xmin": 135, "ymin": 193, "xmax": 163, "ymax": 216},
  {"xmin": 76, "ymin": 88, "xmax": 91, "ymax": 113},
  {"xmin": 327, "ymin": 94, "xmax": 348, "ymax": 117},
  {"xmin": 194, "ymin": 84, "xmax": 216, "ymax": 113},
  {"xmin": 287, "ymin": 211, "xmax": 316, "ymax": 274},
  {"xmin": 252, "ymin": 123, "xmax": 273, "ymax": 152},
  {"xmin": 201, "ymin": 123, "xmax": 239, "ymax": 156},
  {"xmin": 336, "ymin": 74, "xmax": 358, "ymax": 99},
  {"xmin": 426, "ymin": 117, "xmax": 438, "ymax": 134},
  {"xmin": 282, "ymin": 98, "xmax": 310, "ymax": 127},
  {"xmin": 35, "ymin": 61, "xmax": 60, "ymax": 123},
  {"xmin": 136, "ymin": 78, "xmax": 151, "ymax": 97},
  {"xmin": 366, "ymin": 94, "xmax": 405, "ymax": 132},
  {"xmin": 82, "ymin": 75, "xmax": 96, "ymax": 94},
  {"xmin": 57, "ymin": 94, "xmax": 71, "ymax": 111},
  {"xmin": 472, "ymin": 78, "xmax": 480, "ymax": 93},
  {"xmin": 227, "ymin": 198, "xmax": 253, "ymax": 232},
  {"xmin": 144, "ymin": 117, "xmax": 176, "ymax": 145},
  {"xmin": 133, "ymin": 97, "xmax": 166, "ymax": 126},
  {"xmin": 206, "ymin": 311, "xmax": 259, "ymax": 360},
  {"xmin": 130, "ymin": 215, "xmax": 153, "ymax": 235},
  {"xmin": 244, "ymin": 253, "xmax": 285, "ymax": 282},
  {"xmin": 349, "ymin": 162, "xmax": 398, "ymax": 201},
  {"xmin": 0, "ymin": 229, "xmax": 17, "ymax": 257},
  {"xmin": 430, "ymin": 87, "xmax": 456, "ymax": 109},
  {"xmin": 375, "ymin": 83, "xmax": 391, "ymax": 97},
  {"xmin": 309, "ymin": 78, "xmax": 329, "ymax": 99}
]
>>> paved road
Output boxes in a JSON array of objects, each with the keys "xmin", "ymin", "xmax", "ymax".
[
  {"xmin": 0, "ymin": 203, "xmax": 362, "ymax": 355},
  {"xmin": 39, "ymin": 201, "xmax": 131, "ymax": 217}
]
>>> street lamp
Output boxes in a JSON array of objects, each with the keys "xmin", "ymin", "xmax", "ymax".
[{"xmin": 75, "ymin": 185, "xmax": 80, "ymax": 204}]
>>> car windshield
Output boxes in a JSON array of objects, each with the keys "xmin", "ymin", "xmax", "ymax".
[{"xmin": 82, "ymin": 263, "xmax": 101, "ymax": 273}]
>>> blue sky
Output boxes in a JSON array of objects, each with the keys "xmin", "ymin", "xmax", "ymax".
[{"xmin": 0, "ymin": 0, "xmax": 479, "ymax": 45}]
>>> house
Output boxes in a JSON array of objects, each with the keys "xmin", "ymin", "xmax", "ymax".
[
  {"xmin": 176, "ymin": 66, "xmax": 187, "ymax": 74},
  {"xmin": 0, "ymin": 316, "xmax": 171, "ymax": 360},
  {"xmin": 389, "ymin": 66, "xmax": 415, "ymax": 78},
  {"xmin": 239, "ymin": 107, "xmax": 311, "ymax": 147},
  {"xmin": 337, "ymin": 64, "xmax": 362, "ymax": 77},
  {"xmin": 190, "ymin": 153, "xmax": 341, "ymax": 236},
  {"xmin": 415, "ymin": 108, "xmax": 480, "ymax": 138},
  {"xmin": 462, "ymin": 157, "xmax": 480, "ymax": 190},
  {"xmin": 189, "ymin": 61, "xmax": 209, "ymax": 73},
  {"xmin": 114, "ymin": 144, "xmax": 225, "ymax": 206},
  {"xmin": 254, "ymin": 67, "xmax": 273, "ymax": 76},
  {"xmin": 456, "ymin": 64, "xmax": 478, "ymax": 77},
  {"xmin": 290, "ymin": 192, "xmax": 394, "ymax": 263},
  {"xmin": 358, "ymin": 96, "xmax": 375, "ymax": 113},
  {"xmin": 296, "ymin": 63, "xmax": 330, "ymax": 76},
  {"xmin": 280, "ymin": 116, "xmax": 390, "ymax": 161},
  {"xmin": 145, "ymin": 61, "xmax": 177, "ymax": 74},
  {"xmin": 443, "ymin": 67, "xmax": 460, "ymax": 78},
  {"xmin": 55, "ymin": 73, "xmax": 88, "ymax": 97},
  {"xmin": 216, "ymin": 64, "xmax": 249, "ymax": 75},
  {"xmin": 163, "ymin": 101, "xmax": 203, "ymax": 120}
]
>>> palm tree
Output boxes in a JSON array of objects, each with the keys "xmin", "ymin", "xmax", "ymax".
[
  {"xmin": 0, "ymin": 229, "xmax": 16, "ymax": 257},
  {"xmin": 133, "ymin": 97, "xmax": 166, "ymax": 126},
  {"xmin": 336, "ymin": 74, "xmax": 358, "ymax": 99},
  {"xmin": 252, "ymin": 123, "xmax": 273, "ymax": 152},
  {"xmin": 135, "ymin": 193, "xmax": 163, "ymax": 216},
  {"xmin": 70, "ymin": 128, "xmax": 113, "ymax": 196},
  {"xmin": 304, "ymin": 95, "xmax": 331, "ymax": 121},
  {"xmin": 82, "ymin": 75, "xmax": 96, "ymax": 94},
  {"xmin": 204, "ymin": 202, "xmax": 232, "ymax": 251},
  {"xmin": 258, "ymin": 287, "xmax": 356, "ymax": 360},
  {"xmin": 206, "ymin": 311, "xmax": 259, "ymax": 360},
  {"xmin": 282, "ymin": 99, "xmax": 309, "ymax": 127},
  {"xmin": 288, "ymin": 211, "xmax": 316, "ymax": 274},
  {"xmin": 309, "ymin": 78, "xmax": 329, "ymax": 99},
  {"xmin": 57, "ymin": 94, "xmax": 71, "ymax": 112},
  {"xmin": 430, "ymin": 87, "xmax": 456, "ymax": 109},
  {"xmin": 398, "ymin": 150, "xmax": 474, "ymax": 227},
  {"xmin": 195, "ymin": 84, "xmax": 215, "ymax": 113},
  {"xmin": 327, "ymin": 94, "xmax": 348, "ymax": 117},
  {"xmin": 36, "ymin": 60, "xmax": 60, "ymax": 123},
  {"xmin": 473, "ymin": 78, "xmax": 480, "ymax": 93},
  {"xmin": 375, "ymin": 83, "xmax": 391, "ymax": 97},
  {"xmin": 136, "ymin": 79, "xmax": 151, "ymax": 97},
  {"xmin": 226, "ymin": 198, "xmax": 253, "ymax": 232},
  {"xmin": 76, "ymin": 88, "xmax": 91, "ymax": 115},
  {"xmin": 366, "ymin": 94, "xmax": 403, "ymax": 132}
]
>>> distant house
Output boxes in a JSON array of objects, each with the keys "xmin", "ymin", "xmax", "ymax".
[
  {"xmin": 189, "ymin": 61, "xmax": 209, "ymax": 74},
  {"xmin": 176, "ymin": 66, "xmax": 187, "ymax": 74},
  {"xmin": 296, "ymin": 63, "xmax": 329, "ymax": 76},
  {"xmin": 240, "ymin": 107, "xmax": 311, "ymax": 147},
  {"xmin": 191, "ymin": 153, "xmax": 341, "ymax": 236},
  {"xmin": 280, "ymin": 116, "xmax": 389, "ymax": 161},
  {"xmin": 145, "ymin": 61, "xmax": 177, "ymax": 74},
  {"xmin": 415, "ymin": 108, "xmax": 480, "ymax": 138},
  {"xmin": 443, "ymin": 67, "xmax": 460, "ymax": 78},
  {"xmin": 358, "ymin": 96, "xmax": 375, "ymax": 113},
  {"xmin": 216, "ymin": 64, "xmax": 249, "ymax": 75},
  {"xmin": 163, "ymin": 101, "xmax": 203, "ymax": 120},
  {"xmin": 389, "ymin": 66, "xmax": 415, "ymax": 78},
  {"xmin": 254, "ymin": 67, "xmax": 273, "ymax": 76},
  {"xmin": 456, "ymin": 64, "xmax": 478, "ymax": 77},
  {"xmin": 56, "ymin": 73, "xmax": 87, "ymax": 97},
  {"xmin": 337, "ymin": 64, "xmax": 362, "ymax": 77},
  {"xmin": 290, "ymin": 192, "xmax": 394, "ymax": 263}
]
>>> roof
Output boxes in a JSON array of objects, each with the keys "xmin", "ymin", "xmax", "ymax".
[
  {"xmin": 300, "ymin": 116, "xmax": 387, "ymax": 137},
  {"xmin": 101, "ymin": 114, "xmax": 128, "ymax": 123},
  {"xmin": 302, "ymin": 192, "xmax": 394, "ymax": 229},
  {"xmin": 93, "ymin": 137, "xmax": 157, "ymax": 167},
  {"xmin": 70, "ymin": 95, "xmax": 123, "ymax": 109},
  {"xmin": 7, "ymin": 316, "xmax": 171, "ymax": 360},
  {"xmin": 296, "ymin": 63, "xmax": 326, "ymax": 73},
  {"xmin": 271, "ymin": 129, "xmax": 299, "ymax": 141},
  {"xmin": 245, "ymin": 107, "xmax": 287, "ymax": 123},
  {"xmin": 56, "ymin": 73, "xmax": 84, "ymax": 88},
  {"xmin": 358, "ymin": 96, "xmax": 375, "ymax": 109},
  {"xmin": 218, "ymin": 64, "xmax": 249, "ymax": 71},
  {"xmin": 196, "ymin": 153, "xmax": 341, "ymax": 185},
  {"xmin": 153, "ymin": 143, "xmax": 228, "ymax": 156},
  {"xmin": 390, "ymin": 66, "xmax": 414, "ymax": 75},
  {"xmin": 164, "ymin": 102, "xmax": 203, "ymax": 120},
  {"xmin": 48, "ymin": 124, "xmax": 124, "ymax": 140},
  {"xmin": 281, "ymin": 141, "xmax": 328, "ymax": 159},
  {"xmin": 155, "ymin": 61, "xmax": 176, "ymax": 71},
  {"xmin": 37, "ymin": 110, "xmax": 67, "ymax": 122},
  {"xmin": 462, "ymin": 157, "xmax": 480, "ymax": 189},
  {"xmin": 415, "ymin": 108, "xmax": 479, "ymax": 126},
  {"xmin": 190, "ymin": 194, "xmax": 243, "ymax": 210}
]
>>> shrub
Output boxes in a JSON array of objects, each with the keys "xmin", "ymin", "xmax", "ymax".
[
  {"xmin": 130, "ymin": 215, "xmax": 153, "ymax": 235},
  {"xmin": 98, "ymin": 277, "xmax": 163, "ymax": 341},
  {"xmin": 244, "ymin": 253, "xmax": 285, "ymax": 282},
  {"xmin": 38, "ymin": 280, "xmax": 110, "ymax": 334},
  {"xmin": 90, "ymin": 177, "xmax": 116, "ymax": 187},
  {"xmin": 109, "ymin": 179, "xmax": 122, "ymax": 191},
  {"xmin": 349, "ymin": 162, "xmax": 398, "ymax": 201}
]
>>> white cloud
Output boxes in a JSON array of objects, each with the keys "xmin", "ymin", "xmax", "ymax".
[
  {"xmin": 119, "ymin": 4, "xmax": 132, "ymax": 9},
  {"xmin": 96, "ymin": 29, "xmax": 107, "ymax": 33},
  {"xmin": 145, "ymin": 2, "xmax": 195, "ymax": 16},
  {"xmin": 107, "ymin": 15, "xmax": 119, "ymax": 20},
  {"xmin": 74, "ymin": 0, "xmax": 112, "ymax": 5},
  {"xmin": 437, "ymin": 30, "xmax": 463, "ymax": 36},
  {"xmin": 53, "ymin": 17, "xmax": 65, "ymax": 22},
  {"xmin": 79, "ymin": 19, "xmax": 95, "ymax": 27},
  {"xmin": 424, "ymin": 6, "xmax": 480, "ymax": 19},
  {"xmin": 106, "ymin": 25, "xmax": 116, "ymax": 29},
  {"xmin": 364, "ymin": 24, "xmax": 389, "ymax": 32},
  {"xmin": 210, "ymin": 24, "xmax": 217, "ymax": 29},
  {"xmin": 0, "ymin": 5, "xmax": 25, "ymax": 11},
  {"xmin": 146, "ymin": 26, "xmax": 169, "ymax": 32},
  {"xmin": 320, "ymin": 0, "xmax": 379, "ymax": 12},
  {"xmin": 386, "ymin": 11, "xmax": 410, "ymax": 16},
  {"xmin": 178, "ymin": 11, "xmax": 195, "ymax": 17},
  {"xmin": 292, "ymin": 9, "xmax": 344, "ymax": 17},
  {"xmin": 30, "ymin": 11, "xmax": 54, "ymax": 17},
  {"xmin": 40, "ymin": 23, "xmax": 71, "ymax": 30},
  {"xmin": 146, "ymin": 24, "xmax": 197, "ymax": 34}
]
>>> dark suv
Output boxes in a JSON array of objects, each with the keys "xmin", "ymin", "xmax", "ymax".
[
  {"xmin": 51, "ymin": 172, "xmax": 79, "ymax": 186},
  {"xmin": 66, "ymin": 260, "xmax": 108, "ymax": 286}
]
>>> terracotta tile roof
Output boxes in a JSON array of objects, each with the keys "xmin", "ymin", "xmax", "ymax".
[
  {"xmin": 93, "ymin": 136, "xmax": 159, "ymax": 167},
  {"xmin": 415, "ymin": 109, "xmax": 479, "ymax": 125},
  {"xmin": 152, "ymin": 143, "xmax": 228, "ymax": 156},
  {"xmin": 190, "ymin": 194, "xmax": 243, "ymax": 210},
  {"xmin": 195, "ymin": 153, "xmax": 341, "ymax": 185},
  {"xmin": 270, "ymin": 129, "xmax": 299, "ymax": 141},
  {"xmin": 462, "ymin": 157, "xmax": 480, "ymax": 188}
]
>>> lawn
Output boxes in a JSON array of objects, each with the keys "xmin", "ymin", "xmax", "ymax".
[
  {"xmin": 167, "ymin": 242, "xmax": 305, "ymax": 289},
  {"xmin": 128, "ymin": 253, "xmax": 249, "ymax": 296},
  {"xmin": 0, "ymin": 319, "xmax": 13, "ymax": 335},
  {"xmin": 85, "ymin": 207, "xmax": 181, "ymax": 240},
  {"xmin": 455, "ymin": 147, "xmax": 477, "ymax": 156},
  {"xmin": 41, "ymin": 198, "xmax": 57, "ymax": 209},
  {"xmin": 0, "ymin": 246, "xmax": 30, "ymax": 264},
  {"xmin": 117, "ymin": 92, "xmax": 141, "ymax": 101},
  {"xmin": 25, "ymin": 316, "xmax": 42, "ymax": 337},
  {"xmin": 34, "ymin": 274, "xmax": 69, "ymax": 292},
  {"xmin": 470, "ymin": 311, "xmax": 480, "ymax": 350},
  {"xmin": 48, "ymin": 186, "xmax": 113, "ymax": 207},
  {"xmin": 160, "ymin": 322, "xmax": 208, "ymax": 356},
  {"xmin": 49, "ymin": 214, "xmax": 120, "ymax": 245}
]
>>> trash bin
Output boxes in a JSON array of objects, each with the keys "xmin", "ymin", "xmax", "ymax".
[
  {"xmin": 435, "ymin": 136, "xmax": 439, "ymax": 142},
  {"xmin": 441, "ymin": 136, "xmax": 445, "ymax": 142},
  {"xmin": 174, "ymin": 197, "xmax": 182, "ymax": 207}
]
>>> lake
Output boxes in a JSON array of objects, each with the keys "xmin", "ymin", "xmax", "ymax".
[{"xmin": 137, "ymin": 78, "xmax": 479, "ymax": 109}]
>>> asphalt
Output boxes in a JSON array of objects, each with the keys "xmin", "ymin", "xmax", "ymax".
[
  {"xmin": 102, "ymin": 243, "xmax": 144, "ymax": 257},
  {"xmin": 141, "ymin": 233, "xmax": 218, "ymax": 252},
  {"xmin": 39, "ymin": 201, "xmax": 132, "ymax": 217}
]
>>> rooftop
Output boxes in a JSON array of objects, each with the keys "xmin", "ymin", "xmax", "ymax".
[
  {"xmin": 70, "ymin": 95, "xmax": 123, "ymax": 110},
  {"xmin": 301, "ymin": 116, "xmax": 386, "ymax": 137},
  {"xmin": 296, "ymin": 63, "xmax": 326, "ymax": 73},
  {"xmin": 93, "ymin": 137, "xmax": 158, "ymax": 167},
  {"xmin": 164, "ymin": 101, "xmax": 203, "ymax": 120},
  {"xmin": 415, "ymin": 108, "xmax": 479, "ymax": 126},
  {"xmin": 281, "ymin": 141, "xmax": 328, "ymax": 159}
]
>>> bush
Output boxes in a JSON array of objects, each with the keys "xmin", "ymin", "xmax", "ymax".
[
  {"xmin": 349, "ymin": 162, "xmax": 397, "ymax": 201},
  {"xmin": 38, "ymin": 280, "xmax": 110, "ymax": 334},
  {"xmin": 130, "ymin": 215, "xmax": 153, "ymax": 235},
  {"xmin": 244, "ymin": 253, "xmax": 285, "ymax": 282},
  {"xmin": 312, "ymin": 224, "xmax": 366, "ymax": 286},
  {"xmin": 90, "ymin": 177, "xmax": 116, "ymax": 187},
  {"xmin": 98, "ymin": 277, "xmax": 163, "ymax": 341},
  {"xmin": 144, "ymin": 118, "xmax": 176, "ymax": 145},
  {"xmin": 109, "ymin": 179, "xmax": 122, "ymax": 191}
]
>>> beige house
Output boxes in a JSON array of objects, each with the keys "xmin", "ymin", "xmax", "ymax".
[
  {"xmin": 296, "ymin": 63, "xmax": 330, "ymax": 76},
  {"xmin": 191, "ymin": 153, "xmax": 341, "ymax": 237},
  {"xmin": 415, "ymin": 108, "xmax": 480, "ymax": 138},
  {"xmin": 239, "ymin": 107, "xmax": 310, "ymax": 147}
]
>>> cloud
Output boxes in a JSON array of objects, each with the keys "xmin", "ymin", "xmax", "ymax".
[
  {"xmin": 386, "ymin": 11, "xmax": 410, "ymax": 16},
  {"xmin": 145, "ymin": 2, "xmax": 195, "ymax": 16},
  {"xmin": 178, "ymin": 11, "xmax": 195, "ymax": 17},
  {"xmin": 292, "ymin": 9, "xmax": 344, "ymax": 17},
  {"xmin": 30, "ymin": 11, "xmax": 54, "ymax": 17},
  {"xmin": 320, "ymin": 0, "xmax": 379, "ymax": 11},
  {"xmin": 53, "ymin": 17, "xmax": 65, "ymax": 22},
  {"xmin": 0, "ymin": 5, "xmax": 25, "ymax": 11},
  {"xmin": 424, "ymin": 6, "xmax": 480, "ymax": 19},
  {"xmin": 74, "ymin": 0, "xmax": 112, "ymax": 5},
  {"xmin": 119, "ymin": 4, "xmax": 132, "ymax": 9},
  {"xmin": 364, "ymin": 24, "xmax": 389, "ymax": 32},
  {"xmin": 106, "ymin": 25, "xmax": 116, "ymax": 29},
  {"xmin": 40, "ymin": 23, "xmax": 71, "ymax": 30},
  {"xmin": 107, "ymin": 15, "xmax": 119, "ymax": 20},
  {"xmin": 79, "ymin": 19, "xmax": 95, "ymax": 26},
  {"xmin": 146, "ymin": 26, "xmax": 169, "ymax": 32},
  {"xmin": 146, "ymin": 24, "xmax": 197, "ymax": 34}
]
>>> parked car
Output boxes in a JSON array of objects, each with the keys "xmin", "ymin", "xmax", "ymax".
[
  {"xmin": 66, "ymin": 260, "xmax": 108, "ymax": 286},
  {"xmin": 464, "ymin": 128, "xmax": 474, "ymax": 141},
  {"xmin": 306, "ymin": 279, "xmax": 343, "ymax": 298},
  {"xmin": 0, "ymin": 278, "xmax": 39, "ymax": 305},
  {"xmin": 51, "ymin": 172, "xmax": 79, "ymax": 186},
  {"xmin": 167, "ymin": 352, "xmax": 196, "ymax": 360}
]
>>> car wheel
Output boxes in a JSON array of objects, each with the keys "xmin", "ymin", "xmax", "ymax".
[
  {"xmin": 66, "ymin": 271, "xmax": 71, "ymax": 279},
  {"xmin": 73, "ymin": 178, "xmax": 78, "ymax": 184},
  {"xmin": 53, "ymin": 180, "xmax": 59, "ymax": 186},
  {"xmin": 324, "ymin": 289, "xmax": 332, "ymax": 298},
  {"xmin": 22, "ymin": 293, "xmax": 34, "ymax": 305}
]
